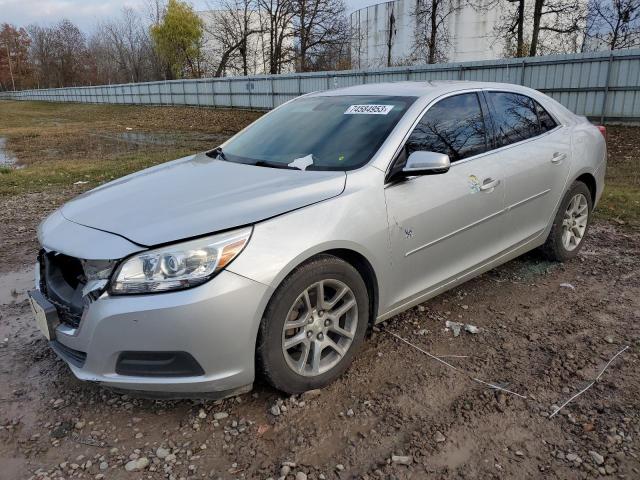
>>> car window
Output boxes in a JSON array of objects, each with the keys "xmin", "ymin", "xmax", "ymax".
[
  {"xmin": 488, "ymin": 92, "xmax": 540, "ymax": 147},
  {"xmin": 221, "ymin": 95, "xmax": 415, "ymax": 171},
  {"xmin": 536, "ymin": 101, "xmax": 557, "ymax": 133},
  {"xmin": 405, "ymin": 93, "xmax": 488, "ymax": 162}
]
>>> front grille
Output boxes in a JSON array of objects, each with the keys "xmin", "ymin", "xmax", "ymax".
[{"xmin": 39, "ymin": 250, "xmax": 86, "ymax": 329}]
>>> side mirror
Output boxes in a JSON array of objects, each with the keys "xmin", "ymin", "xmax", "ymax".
[{"xmin": 402, "ymin": 151, "xmax": 450, "ymax": 176}]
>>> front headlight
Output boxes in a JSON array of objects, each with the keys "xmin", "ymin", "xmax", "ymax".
[{"xmin": 110, "ymin": 227, "xmax": 252, "ymax": 294}]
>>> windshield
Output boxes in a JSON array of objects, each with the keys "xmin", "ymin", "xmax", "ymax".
[{"xmin": 220, "ymin": 95, "xmax": 415, "ymax": 171}]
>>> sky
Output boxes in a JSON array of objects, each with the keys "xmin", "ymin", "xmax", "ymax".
[{"xmin": 0, "ymin": 0, "xmax": 376, "ymax": 31}]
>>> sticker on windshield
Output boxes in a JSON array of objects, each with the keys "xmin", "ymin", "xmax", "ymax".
[{"xmin": 344, "ymin": 104, "xmax": 394, "ymax": 115}]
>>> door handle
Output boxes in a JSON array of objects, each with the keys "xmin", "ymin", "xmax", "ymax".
[
  {"xmin": 551, "ymin": 152, "xmax": 567, "ymax": 164},
  {"xmin": 480, "ymin": 178, "xmax": 501, "ymax": 192}
]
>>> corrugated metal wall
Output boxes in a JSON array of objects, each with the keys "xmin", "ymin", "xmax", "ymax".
[{"xmin": 2, "ymin": 49, "xmax": 640, "ymax": 122}]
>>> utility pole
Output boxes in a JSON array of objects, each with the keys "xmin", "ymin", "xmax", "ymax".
[{"xmin": 5, "ymin": 42, "xmax": 15, "ymax": 91}]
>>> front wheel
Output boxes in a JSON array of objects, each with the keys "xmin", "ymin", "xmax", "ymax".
[
  {"xmin": 257, "ymin": 255, "xmax": 369, "ymax": 394},
  {"xmin": 541, "ymin": 181, "xmax": 593, "ymax": 261}
]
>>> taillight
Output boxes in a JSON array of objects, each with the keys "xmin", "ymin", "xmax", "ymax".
[{"xmin": 596, "ymin": 125, "xmax": 607, "ymax": 141}]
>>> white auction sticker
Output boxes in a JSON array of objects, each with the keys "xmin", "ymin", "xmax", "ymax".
[{"xmin": 344, "ymin": 104, "xmax": 394, "ymax": 115}]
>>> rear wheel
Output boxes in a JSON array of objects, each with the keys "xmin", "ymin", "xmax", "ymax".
[
  {"xmin": 541, "ymin": 181, "xmax": 592, "ymax": 261},
  {"xmin": 257, "ymin": 255, "xmax": 368, "ymax": 394}
]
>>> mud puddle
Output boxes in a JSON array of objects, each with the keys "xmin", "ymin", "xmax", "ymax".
[{"xmin": 0, "ymin": 267, "xmax": 34, "ymax": 306}]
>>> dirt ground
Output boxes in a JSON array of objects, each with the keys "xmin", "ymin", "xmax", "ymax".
[{"xmin": 0, "ymin": 102, "xmax": 639, "ymax": 480}]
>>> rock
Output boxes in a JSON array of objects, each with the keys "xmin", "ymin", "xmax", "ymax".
[
  {"xmin": 589, "ymin": 451, "xmax": 605, "ymax": 465},
  {"xmin": 604, "ymin": 335, "xmax": 614, "ymax": 344},
  {"xmin": 515, "ymin": 450, "xmax": 524, "ymax": 457},
  {"xmin": 270, "ymin": 405, "xmax": 281, "ymax": 416},
  {"xmin": 198, "ymin": 409, "xmax": 207, "ymax": 419},
  {"xmin": 445, "ymin": 320, "xmax": 462, "ymax": 337},
  {"xmin": 74, "ymin": 421, "xmax": 85, "ymax": 430},
  {"xmin": 335, "ymin": 464, "xmax": 344, "ymax": 471},
  {"xmin": 295, "ymin": 472, "xmax": 307, "ymax": 480},
  {"xmin": 346, "ymin": 409, "xmax": 354, "ymax": 417},
  {"xmin": 53, "ymin": 399, "xmax": 64, "ymax": 408},
  {"xmin": 566, "ymin": 453, "xmax": 579, "ymax": 462},
  {"xmin": 124, "ymin": 457, "xmax": 149, "ymax": 472},
  {"xmin": 156, "ymin": 447, "xmax": 170, "ymax": 459},
  {"xmin": 434, "ymin": 431, "xmax": 446, "ymax": 443},
  {"xmin": 280, "ymin": 465, "xmax": 291, "ymax": 476},
  {"xmin": 392, "ymin": 455, "xmax": 413, "ymax": 465},
  {"xmin": 99, "ymin": 462, "xmax": 108, "ymax": 471},
  {"xmin": 164, "ymin": 454, "xmax": 177, "ymax": 463},
  {"xmin": 464, "ymin": 324, "xmax": 480, "ymax": 334},
  {"xmin": 213, "ymin": 412, "xmax": 229, "ymax": 420}
]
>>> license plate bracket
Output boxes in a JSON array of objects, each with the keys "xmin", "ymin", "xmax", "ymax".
[{"xmin": 28, "ymin": 290, "xmax": 59, "ymax": 340}]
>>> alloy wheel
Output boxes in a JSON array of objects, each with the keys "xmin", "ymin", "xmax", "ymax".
[
  {"xmin": 281, "ymin": 279, "xmax": 358, "ymax": 376},
  {"xmin": 562, "ymin": 193, "xmax": 589, "ymax": 251}
]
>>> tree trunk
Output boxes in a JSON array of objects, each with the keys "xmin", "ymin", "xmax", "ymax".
[
  {"xmin": 516, "ymin": 0, "xmax": 525, "ymax": 57},
  {"xmin": 529, "ymin": 0, "xmax": 544, "ymax": 57},
  {"xmin": 428, "ymin": 0, "xmax": 438, "ymax": 64},
  {"xmin": 387, "ymin": 10, "xmax": 395, "ymax": 67}
]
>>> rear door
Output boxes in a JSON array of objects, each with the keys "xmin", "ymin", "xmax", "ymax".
[
  {"xmin": 383, "ymin": 92, "xmax": 507, "ymax": 310},
  {"xmin": 485, "ymin": 91, "xmax": 572, "ymax": 246}
]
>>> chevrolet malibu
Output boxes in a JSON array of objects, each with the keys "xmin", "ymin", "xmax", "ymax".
[{"xmin": 29, "ymin": 81, "xmax": 607, "ymax": 397}]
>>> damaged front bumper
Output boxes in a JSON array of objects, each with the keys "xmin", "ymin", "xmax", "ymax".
[{"xmin": 34, "ymin": 210, "xmax": 272, "ymax": 396}]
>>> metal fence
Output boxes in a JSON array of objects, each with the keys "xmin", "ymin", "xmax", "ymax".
[{"xmin": 3, "ymin": 49, "xmax": 640, "ymax": 122}]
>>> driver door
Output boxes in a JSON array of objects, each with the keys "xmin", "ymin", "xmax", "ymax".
[{"xmin": 383, "ymin": 92, "xmax": 508, "ymax": 310}]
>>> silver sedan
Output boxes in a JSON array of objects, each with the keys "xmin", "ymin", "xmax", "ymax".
[{"xmin": 30, "ymin": 81, "xmax": 607, "ymax": 397}]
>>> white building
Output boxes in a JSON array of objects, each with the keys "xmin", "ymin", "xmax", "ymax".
[{"xmin": 351, "ymin": 0, "xmax": 588, "ymax": 69}]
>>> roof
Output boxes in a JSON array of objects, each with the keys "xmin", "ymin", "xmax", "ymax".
[{"xmin": 312, "ymin": 80, "xmax": 537, "ymax": 99}]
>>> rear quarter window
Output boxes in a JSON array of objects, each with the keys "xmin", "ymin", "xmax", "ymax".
[{"xmin": 488, "ymin": 92, "xmax": 540, "ymax": 147}]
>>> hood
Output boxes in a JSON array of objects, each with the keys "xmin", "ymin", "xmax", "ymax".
[{"xmin": 61, "ymin": 153, "xmax": 346, "ymax": 246}]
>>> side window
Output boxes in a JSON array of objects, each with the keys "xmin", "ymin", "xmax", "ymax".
[
  {"xmin": 488, "ymin": 92, "xmax": 540, "ymax": 147},
  {"xmin": 536, "ymin": 101, "xmax": 557, "ymax": 133},
  {"xmin": 406, "ymin": 93, "xmax": 488, "ymax": 162}
]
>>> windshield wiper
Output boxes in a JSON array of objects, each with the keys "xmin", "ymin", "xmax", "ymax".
[
  {"xmin": 206, "ymin": 146, "xmax": 227, "ymax": 161},
  {"xmin": 253, "ymin": 160, "xmax": 299, "ymax": 170},
  {"xmin": 206, "ymin": 149, "xmax": 298, "ymax": 170}
]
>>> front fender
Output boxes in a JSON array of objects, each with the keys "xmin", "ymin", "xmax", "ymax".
[{"xmin": 227, "ymin": 167, "xmax": 394, "ymax": 312}]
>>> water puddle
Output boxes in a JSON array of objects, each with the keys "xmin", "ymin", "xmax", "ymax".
[
  {"xmin": 0, "ymin": 137, "xmax": 18, "ymax": 168},
  {"xmin": 0, "ymin": 267, "xmax": 34, "ymax": 305},
  {"xmin": 88, "ymin": 131, "xmax": 226, "ymax": 151}
]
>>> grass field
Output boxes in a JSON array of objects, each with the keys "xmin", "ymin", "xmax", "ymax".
[
  {"xmin": 0, "ymin": 101, "xmax": 262, "ymax": 196},
  {"xmin": 0, "ymin": 100, "xmax": 638, "ymax": 225}
]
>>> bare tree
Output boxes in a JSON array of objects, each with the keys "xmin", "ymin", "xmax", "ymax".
[
  {"xmin": 529, "ymin": 0, "xmax": 585, "ymax": 56},
  {"xmin": 91, "ymin": 8, "xmax": 157, "ymax": 84},
  {"xmin": 412, "ymin": 0, "xmax": 465, "ymax": 64},
  {"xmin": 202, "ymin": 0, "xmax": 264, "ymax": 77},
  {"xmin": 258, "ymin": 0, "xmax": 296, "ymax": 74},
  {"xmin": 585, "ymin": 0, "xmax": 640, "ymax": 51},
  {"xmin": 293, "ymin": 0, "xmax": 348, "ymax": 72},
  {"xmin": 480, "ymin": 0, "xmax": 586, "ymax": 57},
  {"xmin": 29, "ymin": 20, "xmax": 91, "ymax": 88}
]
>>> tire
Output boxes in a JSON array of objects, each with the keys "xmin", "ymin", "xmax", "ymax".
[
  {"xmin": 541, "ymin": 181, "xmax": 593, "ymax": 261},
  {"xmin": 257, "ymin": 254, "xmax": 369, "ymax": 394}
]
